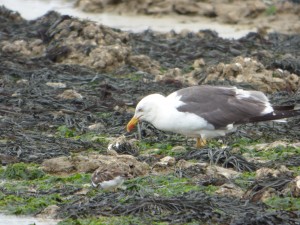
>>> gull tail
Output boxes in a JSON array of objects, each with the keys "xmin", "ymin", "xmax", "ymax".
[
  {"xmin": 273, "ymin": 105, "xmax": 297, "ymax": 111},
  {"xmin": 239, "ymin": 105, "xmax": 300, "ymax": 124}
]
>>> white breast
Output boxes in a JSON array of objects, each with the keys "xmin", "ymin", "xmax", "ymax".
[
  {"xmin": 99, "ymin": 176, "xmax": 124, "ymax": 190},
  {"xmin": 151, "ymin": 94, "xmax": 214, "ymax": 137}
]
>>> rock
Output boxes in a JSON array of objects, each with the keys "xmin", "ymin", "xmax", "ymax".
[
  {"xmin": 73, "ymin": 0, "xmax": 300, "ymax": 38},
  {"xmin": 106, "ymin": 149, "xmax": 118, "ymax": 156},
  {"xmin": 176, "ymin": 159, "xmax": 203, "ymax": 169},
  {"xmin": 171, "ymin": 146, "xmax": 187, "ymax": 154},
  {"xmin": 127, "ymin": 54, "xmax": 161, "ymax": 76},
  {"xmin": 146, "ymin": 0, "xmax": 173, "ymax": 14},
  {"xmin": 107, "ymin": 136, "xmax": 139, "ymax": 156},
  {"xmin": 73, "ymin": 154, "xmax": 103, "ymax": 172},
  {"xmin": 37, "ymin": 205, "xmax": 60, "ymax": 219},
  {"xmin": 57, "ymin": 90, "xmax": 83, "ymax": 100},
  {"xmin": 152, "ymin": 156, "xmax": 177, "ymax": 175},
  {"xmin": 90, "ymin": 45, "xmax": 130, "ymax": 71},
  {"xmin": 11, "ymin": 91, "xmax": 21, "ymax": 97},
  {"xmin": 0, "ymin": 154, "xmax": 19, "ymax": 165},
  {"xmin": 0, "ymin": 6, "xmax": 22, "ymax": 21},
  {"xmin": 16, "ymin": 79, "xmax": 29, "ymax": 85},
  {"xmin": 214, "ymin": 0, "xmax": 266, "ymax": 24},
  {"xmin": 243, "ymin": 182, "xmax": 278, "ymax": 202},
  {"xmin": 173, "ymin": 0, "xmax": 201, "ymax": 15},
  {"xmin": 155, "ymin": 66, "xmax": 197, "ymax": 86},
  {"xmin": 255, "ymin": 165, "xmax": 292, "ymax": 179},
  {"xmin": 1, "ymin": 39, "xmax": 44, "ymax": 55},
  {"xmin": 206, "ymin": 165, "xmax": 240, "ymax": 180},
  {"xmin": 88, "ymin": 122, "xmax": 106, "ymax": 131},
  {"xmin": 249, "ymin": 141, "xmax": 300, "ymax": 151},
  {"xmin": 75, "ymin": 187, "xmax": 90, "ymax": 195},
  {"xmin": 255, "ymin": 167, "xmax": 276, "ymax": 179},
  {"xmin": 204, "ymin": 56, "xmax": 300, "ymax": 93},
  {"xmin": 245, "ymin": 0, "xmax": 267, "ymax": 18},
  {"xmin": 286, "ymin": 176, "xmax": 300, "ymax": 197},
  {"xmin": 196, "ymin": 2, "xmax": 215, "ymax": 17},
  {"xmin": 76, "ymin": 0, "xmax": 113, "ymax": 12},
  {"xmin": 20, "ymin": 15, "xmax": 130, "ymax": 72},
  {"xmin": 42, "ymin": 156, "xmax": 76, "ymax": 174},
  {"xmin": 281, "ymin": 176, "xmax": 300, "ymax": 197},
  {"xmin": 42, "ymin": 153, "xmax": 149, "ymax": 177},
  {"xmin": 265, "ymin": 141, "xmax": 289, "ymax": 150},
  {"xmin": 93, "ymin": 154, "xmax": 149, "ymax": 177},
  {"xmin": 176, "ymin": 160, "xmax": 240, "ymax": 181},
  {"xmin": 214, "ymin": 3, "xmax": 244, "ymax": 24},
  {"xmin": 28, "ymin": 39, "xmax": 44, "ymax": 55},
  {"xmin": 176, "ymin": 159, "xmax": 207, "ymax": 178},
  {"xmin": 193, "ymin": 58, "xmax": 206, "ymax": 69},
  {"xmin": 215, "ymin": 183, "xmax": 244, "ymax": 198},
  {"xmin": 46, "ymin": 82, "xmax": 67, "ymax": 89},
  {"xmin": 260, "ymin": 187, "xmax": 276, "ymax": 202},
  {"xmin": 158, "ymin": 156, "xmax": 176, "ymax": 166},
  {"xmin": 2, "ymin": 40, "xmax": 28, "ymax": 54},
  {"xmin": 46, "ymin": 82, "xmax": 67, "ymax": 88}
]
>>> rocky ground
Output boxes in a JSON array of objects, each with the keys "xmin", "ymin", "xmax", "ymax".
[{"xmin": 0, "ymin": 2, "xmax": 300, "ymax": 225}]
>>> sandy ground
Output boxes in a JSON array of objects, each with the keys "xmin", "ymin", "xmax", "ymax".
[
  {"xmin": 0, "ymin": 214, "xmax": 60, "ymax": 225},
  {"xmin": 75, "ymin": 0, "xmax": 300, "ymax": 35},
  {"xmin": 1, "ymin": 0, "xmax": 300, "ymax": 38}
]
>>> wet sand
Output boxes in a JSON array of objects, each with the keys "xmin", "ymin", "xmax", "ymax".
[
  {"xmin": 0, "ymin": 214, "xmax": 60, "ymax": 225},
  {"xmin": 1, "ymin": 0, "xmax": 255, "ymax": 39}
]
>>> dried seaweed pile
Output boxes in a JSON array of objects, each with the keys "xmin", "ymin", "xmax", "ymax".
[
  {"xmin": 0, "ymin": 62, "xmax": 133, "ymax": 163},
  {"xmin": 129, "ymin": 31, "xmax": 300, "ymax": 76},
  {"xmin": 183, "ymin": 148, "xmax": 257, "ymax": 172},
  {"xmin": 57, "ymin": 190, "xmax": 300, "ymax": 224}
]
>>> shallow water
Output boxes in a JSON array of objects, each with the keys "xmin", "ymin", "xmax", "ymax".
[
  {"xmin": 0, "ymin": 214, "xmax": 60, "ymax": 225},
  {"xmin": 1, "ymin": 0, "xmax": 255, "ymax": 39}
]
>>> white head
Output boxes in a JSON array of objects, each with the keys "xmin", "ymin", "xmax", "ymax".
[{"xmin": 127, "ymin": 94, "xmax": 166, "ymax": 132}]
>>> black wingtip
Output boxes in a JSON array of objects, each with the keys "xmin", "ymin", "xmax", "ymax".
[
  {"xmin": 273, "ymin": 105, "xmax": 296, "ymax": 111},
  {"xmin": 238, "ymin": 109, "xmax": 300, "ymax": 124}
]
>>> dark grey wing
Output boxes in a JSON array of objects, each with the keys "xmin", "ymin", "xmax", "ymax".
[{"xmin": 175, "ymin": 86, "xmax": 269, "ymax": 129}]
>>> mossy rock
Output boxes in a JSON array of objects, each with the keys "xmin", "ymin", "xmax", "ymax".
[{"xmin": 2, "ymin": 163, "xmax": 45, "ymax": 180}]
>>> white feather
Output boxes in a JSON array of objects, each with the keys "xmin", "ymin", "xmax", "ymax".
[{"xmin": 99, "ymin": 176, "xmax": 124, "ymax": 190}]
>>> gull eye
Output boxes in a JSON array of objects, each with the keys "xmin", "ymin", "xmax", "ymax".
[{"xmin": 137, "ymin": 108, "xmax": 143, "ymax": 112}]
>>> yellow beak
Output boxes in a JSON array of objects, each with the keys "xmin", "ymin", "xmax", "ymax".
[{"xmin": 126, "ymin": 116, "xmax": 139, "ymax": 132}]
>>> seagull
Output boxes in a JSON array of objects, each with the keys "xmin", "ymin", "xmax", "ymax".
[{"xmin": 126, "ymin": 85, "xmax": 300, "ymax": 147}]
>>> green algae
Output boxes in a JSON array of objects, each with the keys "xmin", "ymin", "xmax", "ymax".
[
  {"xmin": 241, "ymin": 146, "xmax": 300, "ymax": 161},
  {"xmin": 1, "ymin": 163, "xmax": 45, "ymax": 180},
  {"xmin": 95, "ymin": 112, "xmax": 113, "ymax": 119},
  {"xmin": 265, "ymin": 5, "xmax": 277, "ymax": 16},
  {"xmin": 0, "ymin": 194, "xmax": 62, "ymax": 215},
  {"xmin": 58, "ymin": 216, "xmax": 163, "ymax": 225},
  {"xmin": 259, "ymin": 146, "xmax": 300, "ymax": 161},
  {"xmin": 289, "ymin": 166, "xmax": 300, "ymax": 176},
  {"xmin": 57, "ymin": 125, "xmax": 77, "ymax": 138},
  {"xmin": 265, "ymin": 196, "xmax": 300, "ymax": 211},
  {"xmin": 125, "ymin": 174, "xmax": 217, "ymax": 197},
  {"xmin": 0, "ymin": 163, "xmax": 92, "ymax": 215},
  {"xmin": 1, "ymin": 138, "xmax": 299, "ymax": 221},
  {"xmin": 56, "ymin": 124, "xmax": 110, "ymax": 148},
  {"xmin": 137, "ymin": 141, "xmax": 187, "ymax": 157},
  {"xmin": 234, "ymin": 171, "xmax": 256, "ymax": 189}
]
